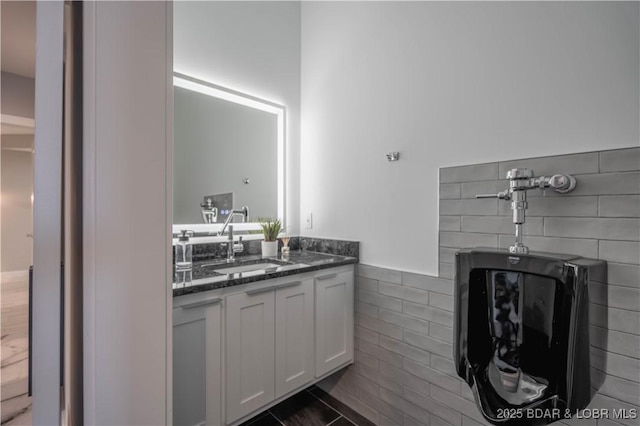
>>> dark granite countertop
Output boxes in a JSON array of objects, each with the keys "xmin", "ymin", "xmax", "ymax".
[{"xmin": 173, "ymin": 250, "xmax": 357, "ymax": 297}]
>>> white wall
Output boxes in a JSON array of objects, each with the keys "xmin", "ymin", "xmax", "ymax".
[
  {"xmin": 1, "ymin": 135, "xmax": 33, "ymax": 272},
  {"xmin": 174, "ymin": 1, "xmax": 301, "ymax": 234},
  {"xmin": 83, "ymin": 2, "xmax": 172, "ymax": 424},
  {"xmin": 1, "ymin": 71, "xmax": 35, "ymax": 118},
  {"xmin": 1, "ymin": 73, "xmax": 35, "ymax": 273},
  {"xmin": 300, "ymin": 1, "xmax": 640, "ymax": 274}
]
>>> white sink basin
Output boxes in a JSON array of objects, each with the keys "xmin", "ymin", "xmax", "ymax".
[{"xmin": 214, "ymin": 262, "xmax": 282, "ymax": 275}]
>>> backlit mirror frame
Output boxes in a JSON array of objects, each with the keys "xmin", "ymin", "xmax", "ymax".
[{"xmin": 172, "ymin": 73, "xmax": 286, "ymax": 240}]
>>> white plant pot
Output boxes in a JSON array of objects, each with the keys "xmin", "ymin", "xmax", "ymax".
[{"xmin": 261, "ymin": 240, "xmax": 278, "ymax": 258}]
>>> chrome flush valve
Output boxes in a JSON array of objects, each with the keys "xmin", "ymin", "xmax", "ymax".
[{"xmin": 476, "ymin": 168, "xmax": 576, "ymax": 254}]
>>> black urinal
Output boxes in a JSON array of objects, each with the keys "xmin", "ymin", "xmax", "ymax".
[{"xmin": 455, "ymin": 248, "xmax": 606, "ymax": 425}]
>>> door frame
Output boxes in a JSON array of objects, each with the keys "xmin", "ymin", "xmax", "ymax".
[{"xmin": 32, "ymin": 1, "xmax": 64, "ymax": 423}]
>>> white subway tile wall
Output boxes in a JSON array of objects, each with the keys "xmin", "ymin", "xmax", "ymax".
[{"xmin": 316, "ymin": 147, "xmax": 640, "ymax": 426}]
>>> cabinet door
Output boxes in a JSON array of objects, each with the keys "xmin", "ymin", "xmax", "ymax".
[
  {"xmin": 173, "ymin": 299, "xmax": 222, "ymax": 426},
  {"xmin": 315, "ymin": 269, "xmax": 354, "ymax": 377},
  {"xmin": 226, "ymin": 289, "xmax": 276, "ymax": 423},
  {"xmin": 275, "ymin": 279, "xmax": 314, "ymax": 398}
]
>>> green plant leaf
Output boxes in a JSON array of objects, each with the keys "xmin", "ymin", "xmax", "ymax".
[{"xmin": 258, "ymin": 218, "xmax": 282, "ymax": 241}]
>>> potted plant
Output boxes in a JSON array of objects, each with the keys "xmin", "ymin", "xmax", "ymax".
[{"xmin": 259, "ymin": 218, "xmax": 282, "ymax": 257}]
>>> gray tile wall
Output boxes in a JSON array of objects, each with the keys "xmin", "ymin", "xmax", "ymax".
[{"xmin": 317, "ymin": 147, "xmax": 640, "ymax": 426}]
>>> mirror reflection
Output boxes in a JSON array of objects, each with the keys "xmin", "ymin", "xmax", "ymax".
[{"xmin": 173, "ymin": 74, "xmax": 284, "ymax": 231}]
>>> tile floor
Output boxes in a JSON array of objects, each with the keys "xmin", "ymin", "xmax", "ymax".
[
  {"xmin": 1, "ymin": 272, "xmax": 31, "ymax": 425},
  {"xmin": 240, "ymin": 386, "xmax": 375, "ymax": 426},
  {"xmin": 0, "ymin": 274, "xmax": 372, "ymax": 426}
]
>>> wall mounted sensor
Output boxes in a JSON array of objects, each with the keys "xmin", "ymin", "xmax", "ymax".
[
  {"xmin": 476, "ymin": 168, "xmax": 576, "ymax": 254},
  {"xmin": 386, "ymin": 152, "xmax": 400, "ymax": 161}
]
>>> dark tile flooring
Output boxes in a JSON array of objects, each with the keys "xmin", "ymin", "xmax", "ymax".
[{"xmin": 240, "ymin": 386, "xmax": 375, "ymax": 426}]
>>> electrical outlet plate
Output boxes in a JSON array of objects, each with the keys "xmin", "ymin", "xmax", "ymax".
[{"xmin": 305, "ymin": 213, "xmax": 313, "ymax": 229}]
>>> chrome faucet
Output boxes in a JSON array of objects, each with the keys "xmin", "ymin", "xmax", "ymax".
[
  {"xmin": 224, "ymin": 225, "xmax": 244, "ymax": 263},
  {"xmin": 217, "ymin": 206, "xmax": 249, "ymax": 236},
  {"xmin": 476, "ymin": 168, "xmax": 576, "ymax": 254},
  {"xmin": 200, "ymin": 198, "xmax": 218, "ymax": 223},
  {"xmin": 218, "ymin": 206, "xmax": 249, "ymax": 262}
]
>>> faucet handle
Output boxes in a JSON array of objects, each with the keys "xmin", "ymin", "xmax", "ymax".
[{"xmin": 476, "ymin": 190, "xmax": 510, "ymax": 200}]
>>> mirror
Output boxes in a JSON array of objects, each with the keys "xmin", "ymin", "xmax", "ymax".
[{"xmin": 173, "ymin": 73, "xmax": 285, "ymax": 235}]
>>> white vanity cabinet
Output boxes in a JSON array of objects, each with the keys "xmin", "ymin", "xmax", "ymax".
[
  {"xmin": 274, "ymin": 279, "xmax": 315, "ymax": 397},
  {"xmin": 225, "ymin": 285, "xmax": 276, "ymax": 422},
  {"xmin": 173, "ymin": 295, "xmax": 222, "ymax": 426},
  {"xmin": 173, "ymin": 264, "xmax": 354, "ymax": 426},
  {"xmin": 314, "ymin": 270, "xmax": 355, "ymax": 377},
  {"xmin": 225, "ymin": 276, "xmax": 315, "ymax": 423}
]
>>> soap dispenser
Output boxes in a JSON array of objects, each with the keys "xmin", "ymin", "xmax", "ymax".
[{"xmin": 175, "ymin": 230, "xmax": 193, "ymax": 270}]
